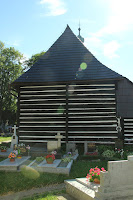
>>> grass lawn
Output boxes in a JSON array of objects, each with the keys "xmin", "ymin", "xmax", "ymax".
[
  {"xmin": 22, "ymin": 190, "xmax": 66, "ymax": 200},
  {"xmin": 0, "ymin": 159, "xmax": 107, "ymax": 195},
  {"xmin": 0, "ymin": 137, "xmax": 11, "ymax": 143}
]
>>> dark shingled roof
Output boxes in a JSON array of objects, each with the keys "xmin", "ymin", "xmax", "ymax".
[{"xmin": 13, "ymin": 25, "xmax": 123, "ymax": 84}]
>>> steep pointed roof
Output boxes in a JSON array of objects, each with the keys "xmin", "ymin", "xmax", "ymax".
[{"xmin": 13, "ymin": 25, "xmax": 123, "ymax": 85}]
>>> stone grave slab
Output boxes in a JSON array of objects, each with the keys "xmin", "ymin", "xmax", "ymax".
[
  {"xmin": 76, "ymin": 177, "xmax": 100, "ymax": 192},
  {"xmin": 29, "ymin": 159, "xmax": 73, "ymax": 175},
  {"xmin": 0, "ymin": 156, "xmax": 31, "ymax": 171},
  {"xmin": 0, "ymin": 148, "xmax": 12, "ymax": 157}
]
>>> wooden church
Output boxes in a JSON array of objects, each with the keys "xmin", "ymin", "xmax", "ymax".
[{"xmin": 12, "ymin": 25, "xmax": 133, "ymax": 145}]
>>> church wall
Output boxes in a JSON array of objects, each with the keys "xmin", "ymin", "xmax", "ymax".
[{"xmin": 17, "ymin": 81, "xmax": 118, "ymax": 144}]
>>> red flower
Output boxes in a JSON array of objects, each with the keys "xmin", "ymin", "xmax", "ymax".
[{"xmin": 46, "ymin": 154, "xmax": 55, "ymax": 160}]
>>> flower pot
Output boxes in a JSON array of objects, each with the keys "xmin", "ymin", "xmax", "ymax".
[
  {"xmin": 10, "ymin": 158, "xmax": 15, "ymax": 162},
  {"xmin": 17, "ymin": 155, "xmax": 22, "ymax": 159},
  {"xmin": 1, "ymin": 149, "xmax": 6, "ymax": 152},
  {"xmin": 46, "ymin": 160, "xmax": 53, "ymax": 164},
  {"xmin": 94, "ymin": 178, "xmax": 100, "ymax": 184}
]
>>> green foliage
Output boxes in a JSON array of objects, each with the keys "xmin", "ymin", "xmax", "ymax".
[
  {"xmin": 76, "ymin": 143, "xmax": 84, "ymax": 155},
  {"xmin": 79, "ymin": 155, "xmax": 100, "ymax": 160},
  {"xmin": 0, "ymin": 41, "xmax": 24, "ymax": 124},
  {"xmin": 102, "ymin": 150, "xmax": 115, "ymax": 158},
  {"xmin": 35, "ymin": 156, "xmax": 44, "ymax": 162},
  {"xmin": 0, "ymin": 146, "xmax": 7, "ymax": 150},
  {"xmin": 24, "ymin": 51, "xmax": 45, "ymax": 70},
  {"xmin": 61, "ymin": 156, "xmax": 71, "ymax": 163},
  {"xmin": 124, "ymin": 145, "xmax": 133, "ymax": 152},
  {"xmin": 97, "ymin": 145, "xmax": 114, "ymax": 155},
  {"xmin": 22, "ymin": 190, "xmax": 66, "ymax": 200}
]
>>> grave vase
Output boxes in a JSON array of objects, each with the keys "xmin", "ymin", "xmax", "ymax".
[
  {"xmin": 94, "ymin": 178, "xmax": 100, "ymax": 184},
  {"xmin": 46, "ymin": 159, "xmax": 53, "ymax": 164},
  {"xmin": 1, "ymin": 149, "xmax": 7, "ymax": 152},
  {"xmin": 17, "ymin": 155, "xmax": 22, "ymax": 159},
  {"xmin": 10, "ymin": 158, "xmax": 15, "ymax": 162}
]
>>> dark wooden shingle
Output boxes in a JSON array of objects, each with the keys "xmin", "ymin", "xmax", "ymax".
[{"xmin": 13, "ymin": 25, "xmax": 122, "ymax": 84}]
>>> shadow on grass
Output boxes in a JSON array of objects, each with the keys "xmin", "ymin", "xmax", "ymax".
[{"xmin": 0, "ymin": 160, "xmax": 108, "ymax": 195}]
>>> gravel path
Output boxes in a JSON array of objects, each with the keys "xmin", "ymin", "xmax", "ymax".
[{"xmin": 0, "ymin": 183, "xmax": 66, "ymax": 200}]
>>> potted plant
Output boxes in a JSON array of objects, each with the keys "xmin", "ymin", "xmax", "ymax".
[
  {"xmin": 86, "ymin": 166, "xmax": 106, "ymax": 184},
  {"xmin": 14, "ymin": 149, "xmax": 22, "ymax": 159},
  {"xmin": 0, "ymin": 146, "xmax": 7, "ymax": 152},
  {"xmin": 45, "ymin": 154, "xmax": 55, "ymax": 164},
  {"xmin": 8, "ymin": 152, "xmax": 16, "ymax": 162}
]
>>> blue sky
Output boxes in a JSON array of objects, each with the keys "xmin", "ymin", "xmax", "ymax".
[{"xmin": 1, "ymin": 0, "xmax": 133, "ymax": 81}]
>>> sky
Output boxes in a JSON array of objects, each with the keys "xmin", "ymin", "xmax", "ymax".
[{"xmin": 1, "ymin": 0, "xmax": 133, "ymax": 81}]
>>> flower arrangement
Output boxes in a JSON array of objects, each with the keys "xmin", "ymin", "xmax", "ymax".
[
  {"xmin": 14, "ymin": 149, "xmax": 22, "ymax": 158},
  {"xmin": 0, "ymin": 146, "xmax": 7, "ymax": 152},
  {"xmin": 8, "ymin": 152, "xmax": 16, "ymax": 160},
  {"xmin": 86, "ymin": 166, "xmax": 106, "ymax": 183},
  {"xmin": 45, "ymin": 154, "xmax": 55, "ymax": 163},
  {"xmin": 51, "ymin": 151, "xmax": 57, "ymax": 155}
]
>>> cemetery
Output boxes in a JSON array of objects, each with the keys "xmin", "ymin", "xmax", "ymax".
[
  {"xmin": 1, "ymin": 26, "xmax": 133, "ymax": 199},
  {"xmin": 1, "ymin": 124, "xmax": 133, "ymax": 199}
]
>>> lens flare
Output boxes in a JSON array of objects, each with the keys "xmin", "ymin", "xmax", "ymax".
[
  {"xmin": 80, "ymin": 62, "xmax": 87, "ymax": 70},
  {"xmin": 21, "ymin": 166, "xmax": 40, "ymax": 179}
]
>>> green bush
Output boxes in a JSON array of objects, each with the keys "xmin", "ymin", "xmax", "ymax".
[
  {"xmin": 79, "ymin": 155, "xmax": 100, "ymax": 160},
  {"xmin": 102, "ymin": 150, "xmax": 115, "ymax": 158},
  {"xmin": 98, "ymin": 145, "xmax": 114, "ymax": 155},
  {"xmin": 124, "ymin": 145, "xmax": 133, "ymax": 152},
  {"xmin": 76, "ymin": 144, "xmax": 84, "ymax": 155}
]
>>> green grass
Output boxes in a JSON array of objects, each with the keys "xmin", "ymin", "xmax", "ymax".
[
  {"xmin": 0, "ymin": 160, "xmax": 108, "ymax": 195},
  {"xmin": 22, "ymin": 190, "xmax": 66, "ymax": 200},
  {"xmin": 0, "ymin": 137, "xmax": 11, "ymax": 143}
]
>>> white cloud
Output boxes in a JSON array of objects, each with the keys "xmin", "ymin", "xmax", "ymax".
[
  {"xmin": 5, "ymin": 40, "xmax": 20, "ymax": 47},
  {"xmin": 103, "ymin": 41, "xmax": 120, "ymax": 58},
  {"xmin": 84, "ymin": 36, "xmax": 120, "ymax": 59},
  {"xmin": 96, "ymin": 0, "xmax": 133, "ymax": 37},
  {"xmin": 39, "ymin": 0, "xmax": 67, "ymax": 16}
]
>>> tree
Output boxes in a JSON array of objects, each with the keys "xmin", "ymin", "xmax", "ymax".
[
  {"xmin": 0, "ymin": 41, "xmax": 24, "ymax": 124},
  {"xmin": 24, "ymin": 51, "xmax": 45, "ymax": 70}
]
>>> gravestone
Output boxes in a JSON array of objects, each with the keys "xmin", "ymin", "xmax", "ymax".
[
  {"xmin": 55, "ymin": 132, "xmax": 63, "ymax": 149},
  {"xmin": 47, "ymin": 141, "xmax": 58, "ymax": 152},
  {"xmin": 66, "ymin": 142, "xmax": 76, "ymax": 153},
  {"xmin": 10, "ymin": 125, "xmax": 18, "ymax": 150},
  {"xmin": 47, "ymin": 133, "xmax": 63, "ymax": 152},
  {"xmin": 95, "ymin": 155, "xmax": 133, "ymax": 199}
]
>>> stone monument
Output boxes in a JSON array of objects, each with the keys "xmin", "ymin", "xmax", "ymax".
[
  {"xmin": 10, "ymin": 125, "xmax": 18, "ymax": 149},
  {"xmin": 66, "ymin": 142, "xmax": 76, "ymax": 153},
  {"xmin": 55, "ymin": 132, "xmax": 63, "ymax": 149},
  {"xmin": 47, "ymin": 132, "xmax": 63, "ymax": 152}
]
